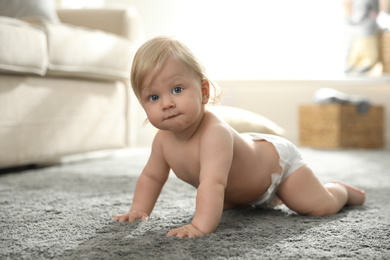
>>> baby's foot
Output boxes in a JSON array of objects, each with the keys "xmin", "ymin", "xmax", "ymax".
[{"xmin": 332, "ymin": 181, "xmax": 365, "ymax": 206}]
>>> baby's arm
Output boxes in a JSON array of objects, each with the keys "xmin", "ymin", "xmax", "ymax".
[
  {"xmin": 114, "ymin": 135, "xmax": 170, "ymax": 222},
  {"xmin": 166, "ymin": 176, "xmax": 227, "ymax": 238},
  {"xmin": 166, "ymin": 127, "xmax": 233, "ymax": 238}
]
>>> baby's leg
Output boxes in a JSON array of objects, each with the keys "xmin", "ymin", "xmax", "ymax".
[
  {"xmin": 276, "ymin": 166, "xmax": 365, "ymax": 216},
  {"xmin": 328, "ymin": 181, "xmax": 366, "ymax": 206}
]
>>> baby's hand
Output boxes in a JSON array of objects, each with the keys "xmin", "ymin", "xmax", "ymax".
[
  {"xmin": 113, "ymin": 210, "xmax": 149, "ymax": 223},
  {"xmin": 166, "ymin": 224, "xmax": 204, "ymax": 238}
]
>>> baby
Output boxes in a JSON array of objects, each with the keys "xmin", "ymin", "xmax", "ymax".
[{"xmin": 113, "ymin": 36, "xmax": 365, "ymax": 238}]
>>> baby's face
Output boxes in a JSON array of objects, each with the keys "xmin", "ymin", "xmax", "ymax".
[{"xmin": 139, "ymin": 58, "xmax": 209, "ymax": 132}]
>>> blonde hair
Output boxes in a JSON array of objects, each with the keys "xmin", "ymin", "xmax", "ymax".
[{"xmin": 131, "ymin": 36, "xmax": 221, "ymax": 103}]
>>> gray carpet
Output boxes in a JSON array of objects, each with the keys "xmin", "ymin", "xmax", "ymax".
[{"xmin": 1, "ymin": 147, "xmax": 390, "ymax": 259}]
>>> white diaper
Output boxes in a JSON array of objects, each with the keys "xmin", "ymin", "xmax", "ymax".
[{"xmin": 241, "ymin": 133, "xmax": 307, "ymax": 208}]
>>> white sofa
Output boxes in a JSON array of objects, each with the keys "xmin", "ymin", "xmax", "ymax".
[{"xmin": 0, "ymin": 8, "xmax": 142, "ymax": 169}]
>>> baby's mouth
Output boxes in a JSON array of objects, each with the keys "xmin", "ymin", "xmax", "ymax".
[{"xmin": 165, "ymin": 114, "xmax": 180, "ymax": 120}]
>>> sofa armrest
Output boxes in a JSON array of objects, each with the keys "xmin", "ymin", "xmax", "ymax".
[{"xmin": 56, "ymin": 8, "xmax": 143, "ymax": 42}]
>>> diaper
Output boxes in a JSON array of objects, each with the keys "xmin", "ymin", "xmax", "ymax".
[{"xmin": 242, "ymin": 133, "xmax": 307, "ymax": 208}]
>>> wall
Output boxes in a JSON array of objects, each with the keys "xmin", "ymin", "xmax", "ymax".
[{"xmin": 105, "ymin": 0, "xmax": 348, "ymax": 80}]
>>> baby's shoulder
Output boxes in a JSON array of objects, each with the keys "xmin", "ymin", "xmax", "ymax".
[
  {"xmin": 200, "ymin": 112, "xmax": 235, "ymax": 142},
  {"xmin": 152, "ymin": 130, "xmax": 174, "ymax": 148},
  {"xmin": 204, "ymin": 111, "xmax": 231, "ymax": 130}
]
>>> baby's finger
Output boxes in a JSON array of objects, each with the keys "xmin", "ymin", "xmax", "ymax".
[
  {"xmin": 188, "ymin": 232, "xmax": 197, "ymax": 238},
  {"xmin": 127, "ymin": 213, "xmax": 146, "ymax": 223},
  {"xmin": 176, "ymin": 230, "xmax": 187, "ymax": 239},
  {"xmin": 128, "ymin": 214, "xmax": 138, "ymax": 223},
  {"xmin": 113, "ymin": 214, "xmax": 125, "ymax": 222},
  {"xmin": 141, "ymin": 214, "xmax": 149, "ymax": 221},
  {"xmin": 166, "ymin": 228, "xmax": 179, "ymax": 237}
]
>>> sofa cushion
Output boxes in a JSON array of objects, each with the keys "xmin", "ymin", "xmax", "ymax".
[
  {"xmin": 45, "ymin": 22, "xmax": 134, "ymax": 81},
  {"xmin": 0, "ymin": 75, "xmax": 127, "ymax": 168},
  {"xmin": 0, "ymin": 17, "xmax": 48, "ymax": 76},
  {"xmin": 0, "ymin": 0, "xmax": 59, "ymax": 23}
]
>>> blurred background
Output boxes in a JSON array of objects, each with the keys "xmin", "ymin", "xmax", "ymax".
[{"xmin": 57, "ymin": 0, "xmax": 390, "ymax": 80}]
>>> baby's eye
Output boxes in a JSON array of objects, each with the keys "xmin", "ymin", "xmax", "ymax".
[
  {"xmin": 149, "ymin": 95, "xmax": 159, "ymax": 102},
  {"xmin": 172, "ymin": 87, "xmax": 183, "ymax": 94}
]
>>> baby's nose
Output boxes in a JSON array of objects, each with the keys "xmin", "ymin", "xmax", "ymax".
[{"xmin": 162, "ymin": 96, "xmax": 175, "ymax": 109}]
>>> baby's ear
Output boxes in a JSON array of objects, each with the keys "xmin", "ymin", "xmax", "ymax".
[{"xmin": 201, "ymin": 80, "xmax": 210, "ymax": 104}]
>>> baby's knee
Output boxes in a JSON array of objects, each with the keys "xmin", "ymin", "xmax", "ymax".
[{"xmin": 306, "ymin": 201, "xmax": 339, "ymax": 216}]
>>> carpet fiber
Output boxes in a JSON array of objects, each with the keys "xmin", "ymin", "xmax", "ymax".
[{"xmin": 1, "ymin": 148, "xmax": 390, "ymax": 259}]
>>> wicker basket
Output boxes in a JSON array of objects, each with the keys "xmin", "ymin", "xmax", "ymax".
[
  {"xmin": 299, "ymin": 104, "xmax": 384, "ymax": 149},
  {"xmin": 381, "ymin": 30, "xmax": 390, "ymax": 73}
]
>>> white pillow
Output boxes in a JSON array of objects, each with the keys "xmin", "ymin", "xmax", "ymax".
[
  {"xmin": 45, "ymin": 22, "xmax": 134, "ymax": 81},
  {"xmin": 0, "ymin": 0, "xmax": 59, "ymax": 23},
  {"xmin": 207, "ymin": 105, "xmax": 285, "ymax": 136},
  {"xmin": 0, "ymin": 17, "xmax": 48, "ymax": 75}
]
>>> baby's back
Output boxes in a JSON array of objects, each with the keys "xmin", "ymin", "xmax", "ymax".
[{"xmin": 223, "ymin": 130, "xmax": 282, "ymax": 207}]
